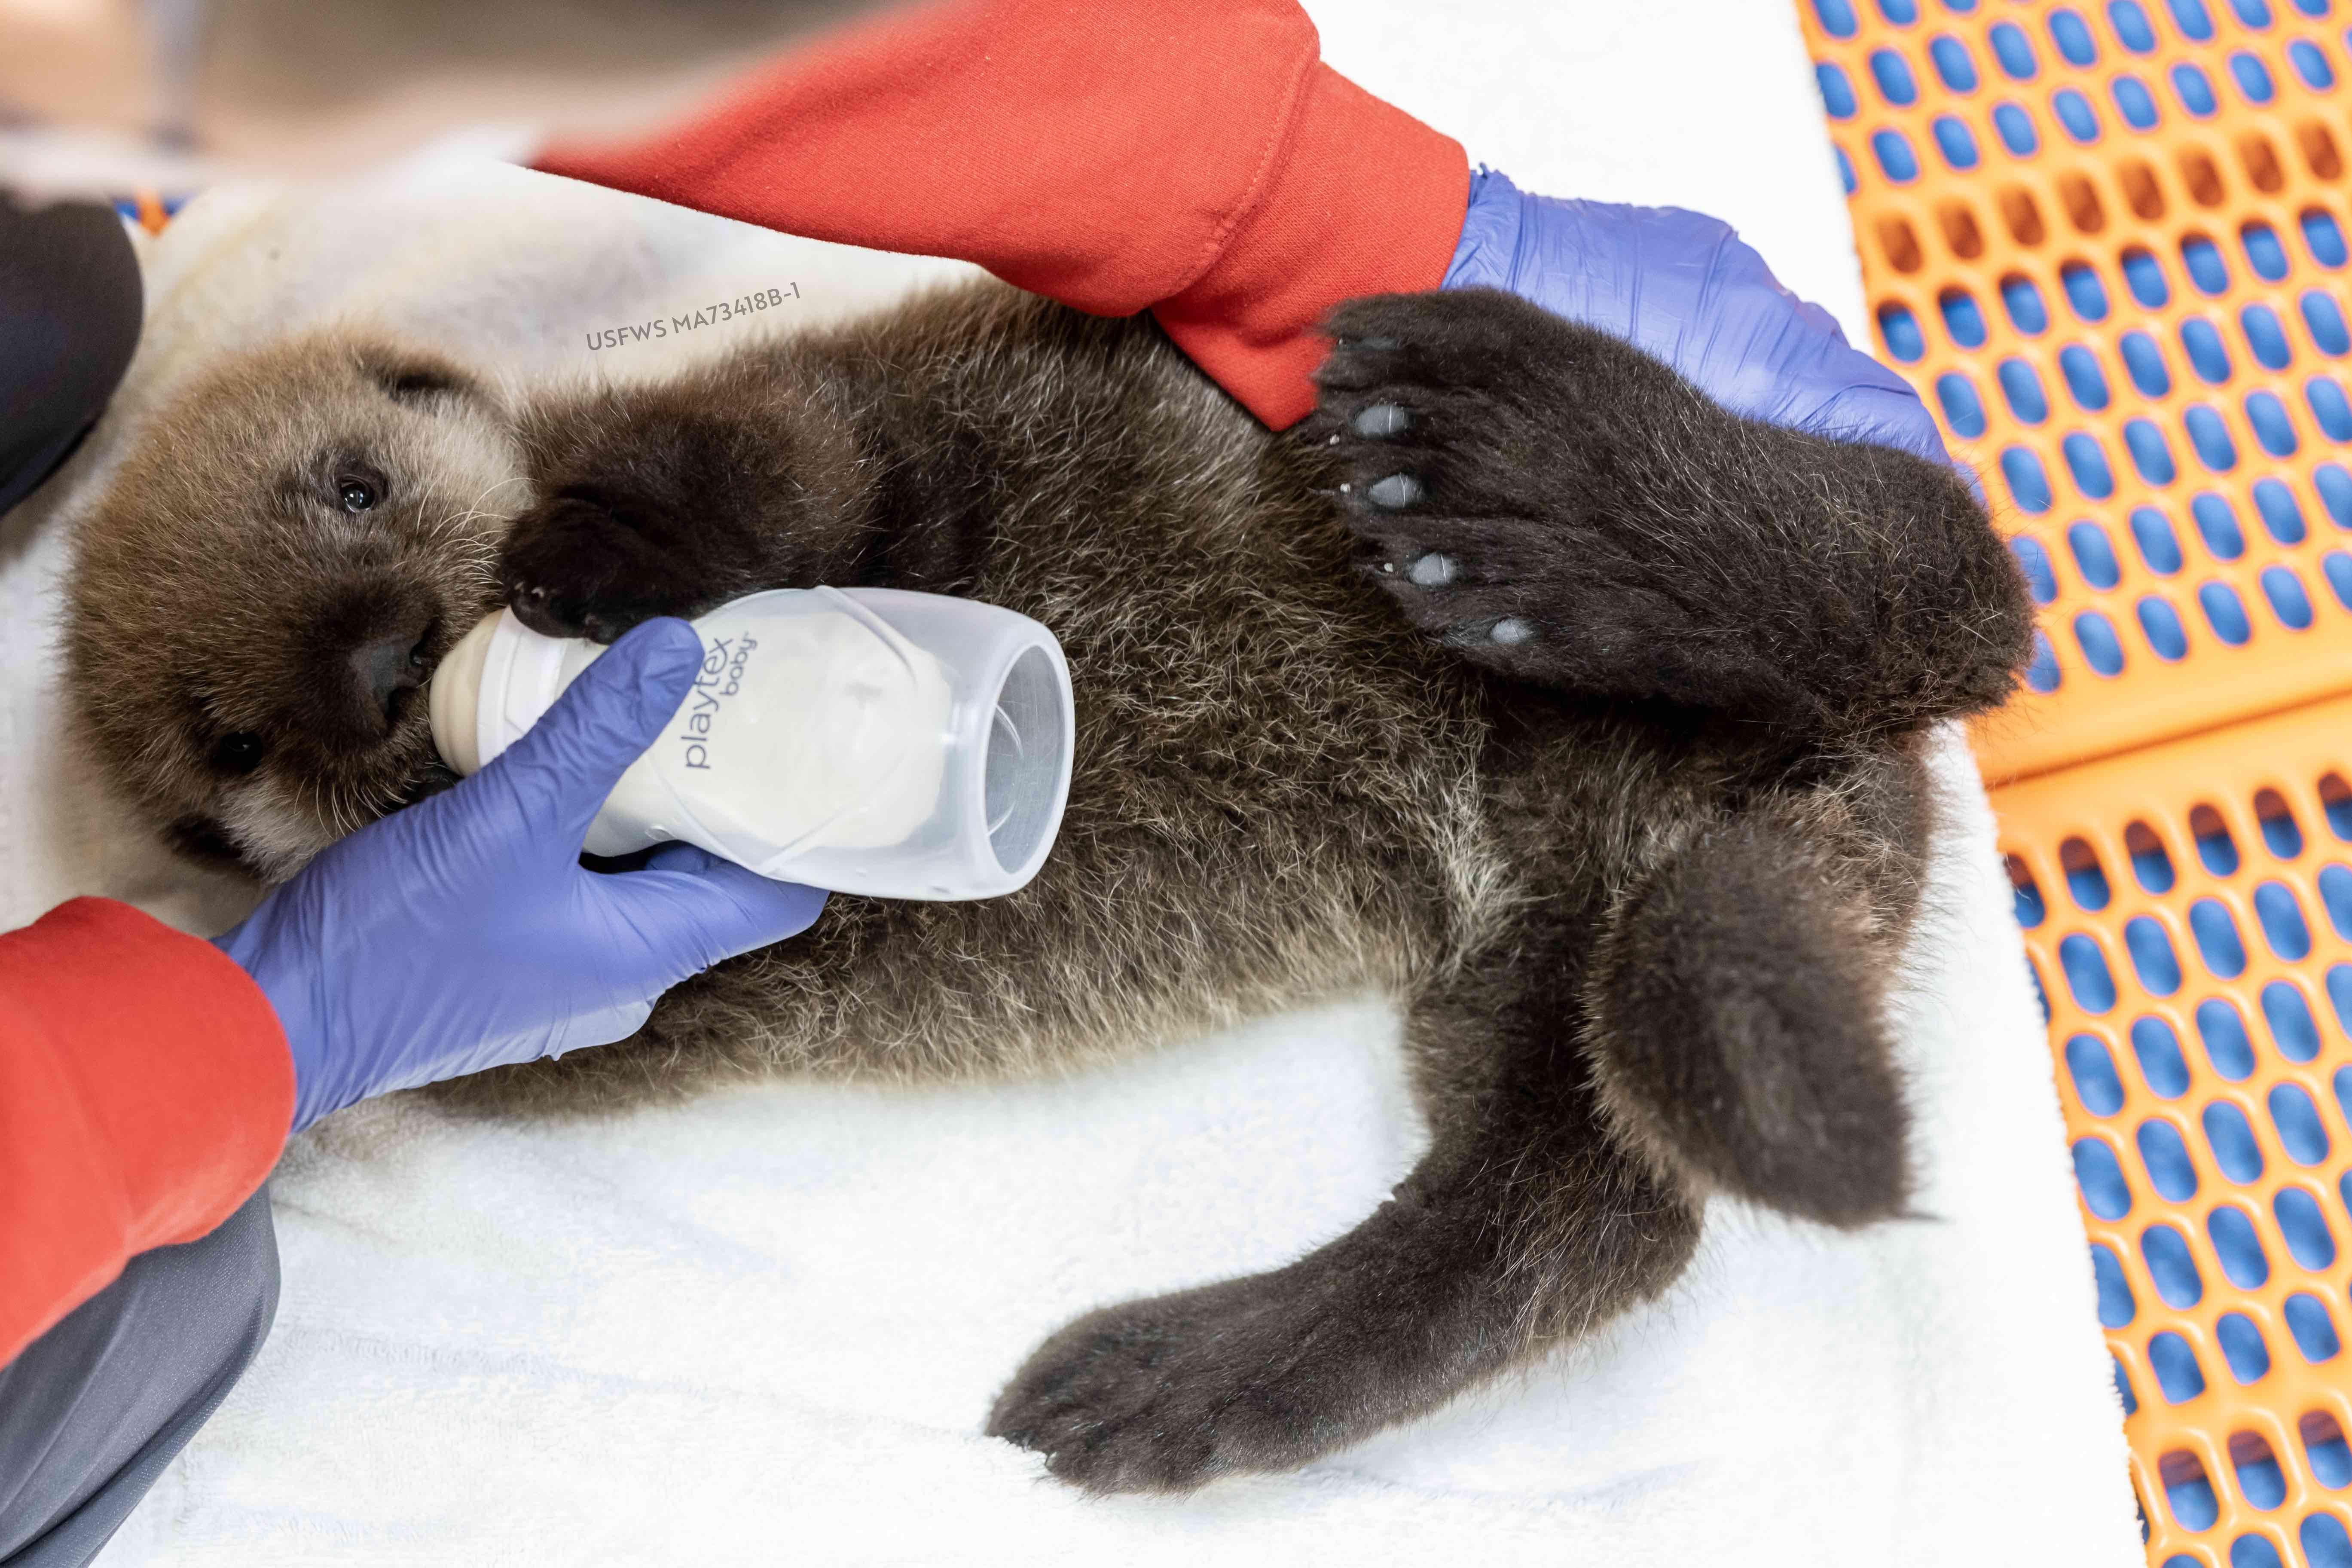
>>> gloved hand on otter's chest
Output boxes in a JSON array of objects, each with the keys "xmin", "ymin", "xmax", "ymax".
[{"xmin": 213, "ymin": 618, "xmax": 829, "ymax": 1133}]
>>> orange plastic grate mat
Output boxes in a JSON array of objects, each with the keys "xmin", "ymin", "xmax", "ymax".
[
  {"xmin": 108, "ymin": 190, "xmax": 183, "ymax": 235},
  {"xmin": 1798, "ymin": 1, "xmax": 2352, "ymax": 1563}
]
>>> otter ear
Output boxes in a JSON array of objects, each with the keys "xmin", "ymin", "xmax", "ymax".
[{"xmin": 352, "ymin": 345, "xmax": 486, "ymax": 413}]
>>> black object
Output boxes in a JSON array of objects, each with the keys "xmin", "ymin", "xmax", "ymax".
[
  {"xmin": 0, "ymin": 193, "xmax": 143, "ymax": 519},
  {"xmin": 0, "ymin": 1188, "xmax": 278, "ymax": 1567}
]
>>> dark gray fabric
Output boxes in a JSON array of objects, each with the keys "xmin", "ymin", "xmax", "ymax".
[
  {"xmin": 0, "ymin": 194, "xmax": 143, "ymax": 518},
  {"xmin": 0, "ymin": 1186, "xmax": 277, "ymax": 1568}
]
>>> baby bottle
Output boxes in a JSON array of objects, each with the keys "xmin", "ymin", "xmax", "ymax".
[{"xmin": 428, "ymin": 587, "xmax": 1074, "ymax": 900}]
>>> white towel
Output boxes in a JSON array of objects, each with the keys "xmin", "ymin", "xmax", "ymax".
[{"xmin": 0, "ymin": 2, "xmax": 2141, "ymax": 1561}]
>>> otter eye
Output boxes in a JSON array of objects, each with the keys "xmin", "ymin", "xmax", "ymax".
[
  {"xmin": 338, "ymin": 477, "xmax": 379, "ymax": 513},
  {"xmin": 210, "ymin": 732, "xmax": 266, "ymax": 774}
]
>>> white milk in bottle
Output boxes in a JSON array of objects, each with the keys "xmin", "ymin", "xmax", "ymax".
[{"xmin": 429, "ymin": 587, "xmax": 1073, "ymax": 900}]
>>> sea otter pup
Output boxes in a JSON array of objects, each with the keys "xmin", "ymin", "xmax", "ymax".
[{"xmin": 66, "ymin": 279, "xmax": 2029, "ymax": 1493}]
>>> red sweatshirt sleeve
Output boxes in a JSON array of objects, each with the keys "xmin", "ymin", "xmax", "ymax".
[
  {"xmin": 0, "ymin": 898, "xmax": 291, "ymax": 1366},
  {"xmin": 532, "ymin": 0, "xmax": 1468, "ymax": 428}
]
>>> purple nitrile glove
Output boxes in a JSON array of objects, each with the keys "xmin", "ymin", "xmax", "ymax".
[
  {"xmin": 215, "ymin": 617, "xmax": 828, "ymax": 1133},
  {"xmin": 1443, "ymin": 167, "xmax": 1949, "ymax": 466}
]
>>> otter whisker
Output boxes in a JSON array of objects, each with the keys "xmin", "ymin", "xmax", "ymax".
[{"xmin": 425, "ymin": 472, "xmax": 532, "ymax": 542}]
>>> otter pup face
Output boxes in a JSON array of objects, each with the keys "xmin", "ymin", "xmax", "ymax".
[{"xmin": 67, "ymin": 334, "xmax": 525, "ymax": 882}]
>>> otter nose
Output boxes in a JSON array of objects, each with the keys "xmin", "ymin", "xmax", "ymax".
[{"xmin": 348, "ymin": 616, "xmax": 434, "ymax": 731}]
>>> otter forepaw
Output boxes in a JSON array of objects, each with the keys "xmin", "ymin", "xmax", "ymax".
[{"xmin": 498, "ymin": 492, "xmax": 726, "ymax": 643}]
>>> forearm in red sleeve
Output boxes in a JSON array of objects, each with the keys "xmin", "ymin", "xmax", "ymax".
[
  {"xmin": 531, "ymin": 0, "xmax": 1469, "ymax": 428},
  {"xmin": 0, "ymin": 898, "xmax": 291, "ymax": 1366}
]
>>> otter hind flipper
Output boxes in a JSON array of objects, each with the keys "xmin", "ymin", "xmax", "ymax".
[{"xmin": 1302, "ymin": 287, "xmax": 2032, "ymax": 739}]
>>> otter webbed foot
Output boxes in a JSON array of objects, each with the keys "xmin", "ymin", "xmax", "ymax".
[
  {"xmin": 985, "ymin": 1176, "xmax": 1548, "ymax": 1495},
  {"xmin": 1304, "ymin": 288, "xmax": 2031, "ymax": 731},
  {"xmin": 986, "ymin": 1262, "xmax": 1410, "ymax": 1494},
  {"xmin": 1305, "ymin": 287, "xmax": 1758, "ymax": 699}
]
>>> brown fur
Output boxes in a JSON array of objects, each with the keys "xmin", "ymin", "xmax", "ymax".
[{"xmin": 66, "ymin": 279, "xmax": 2031, "ymax": 1492}]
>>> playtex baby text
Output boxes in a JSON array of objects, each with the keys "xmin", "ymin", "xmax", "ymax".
[{"xmin": 676, "ymin": 632, "xmax": 758, "ymax": 770}]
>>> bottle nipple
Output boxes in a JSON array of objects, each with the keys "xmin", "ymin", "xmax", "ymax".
[{"xmin": 428, "ymin": 613, "xmax": 502, "ymax": 775}]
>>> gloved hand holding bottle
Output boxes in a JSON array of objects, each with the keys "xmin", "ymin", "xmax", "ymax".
[{"xmin": 216, "ymin": 617, "xmax": 828, "ymax": 1133}]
